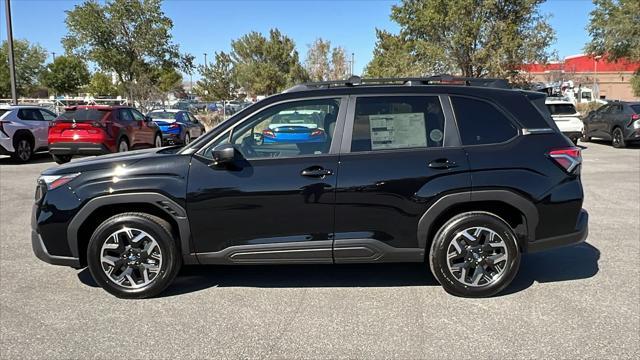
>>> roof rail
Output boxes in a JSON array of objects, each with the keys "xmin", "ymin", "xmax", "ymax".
[{"xmin": 283, "ymin": 74, "xmax": 510, "ymax": 93}]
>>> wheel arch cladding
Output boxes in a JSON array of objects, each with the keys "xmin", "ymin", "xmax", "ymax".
[
  {"xmin": 12, "ymin": 129, "xmax": 35, "ymax": 147},
  {"xmin": 68, "ymin": 193, "xmax": 195, "ymax": 266},
  {"xmin": 417, "ymin": 190, "xmax": 538, "ymax": 252}
]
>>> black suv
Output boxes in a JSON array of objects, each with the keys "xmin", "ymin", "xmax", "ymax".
[
  {"xmin": 32, "ymin": 76, "xmax": 588, "ymax": 299},
  {"xmin": 582, "ymin": 101, "xmax": 640, "ymax": 148}
]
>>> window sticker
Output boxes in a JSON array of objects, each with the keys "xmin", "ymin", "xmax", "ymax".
[{"xmin": 369, "ymin": 113, "xmax": 427, "ymax": 149}]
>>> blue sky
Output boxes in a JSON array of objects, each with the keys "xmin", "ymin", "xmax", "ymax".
[{"xmin": 2, "ymin": 0, "xmax": 595, "ymax": 75}]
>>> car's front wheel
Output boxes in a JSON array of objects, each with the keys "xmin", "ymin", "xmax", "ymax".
[
  {"xmin": 154, "ymin": 133, "xmax": 162, "ymax": 148},
  {"xmin": 429, "ymin": 212, "xmax": 520, "ymax": 298},
  {"xmin": 87, "ymin": 213, "xmax": 182, "ymax": 299}
]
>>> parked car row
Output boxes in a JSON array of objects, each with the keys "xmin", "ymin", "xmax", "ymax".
[{"xmin": 0, "ymin": 104, "xmax": 207, "ymax": 164}]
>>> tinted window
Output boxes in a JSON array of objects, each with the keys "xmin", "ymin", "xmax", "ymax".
[
  {"xmin": 148, "ymin": 111, "xmax": 176, "ymax": 120},
  {"xmin": 546, "ymin": 104, "xmax": 577, "ymax": 115},
  {"xmin": 452, "ymin": 97, "xmax": 517, "ymax": 145},
  {"xmin": 631, "ymin": 105, "xmax": 640, "ymax": 114},
  {"xmin": 130, "ymin": 109, "xmax": 145, "ymax": 121},
  {"xmin": 58, "ymin": 109, "xmax": 109, "ymax": 121},
  {"xmin": 351, "ymin": 96, "xmax": 445, "ymax": 152},
  {"xmin": 39, "ymin": 109, "xmax": 56, "ymax": 121},
  {"xmin": 18, "ymin": 108, "xmax": 44, "ymax": 121},
  {"xmin": 212, "ymin": 98, "xmax": 340, "ymax": 159},
  {"xmin": 120, "ymin": 109, "xmax": 134, "ymax": 122},
  {"xmin": 176, "ymin": 112, "xmax": 188, "ymax": 123}
]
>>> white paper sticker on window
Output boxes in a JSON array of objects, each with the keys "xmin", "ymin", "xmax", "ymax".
[{"xmin": 369, "ymin": 113, "xmax": 427, "ymax": 150}]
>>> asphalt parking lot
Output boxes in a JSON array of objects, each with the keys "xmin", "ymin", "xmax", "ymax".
[{"xmin": 0, "ymin": 141, "xmax": 638, "ymax": 359}]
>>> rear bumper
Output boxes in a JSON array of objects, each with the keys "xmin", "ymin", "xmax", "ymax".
[
  {"xmin": 49, "ymin": 142, "xmax": 110, "ymax": 156},
  {"xmin": 527, "ymin": 209, "xmax": 588, "ymax": 252},
  {"xmin": 162, "ymin": 132, "xmax": 183, "ymax": 145},
  {"xmin": 562, "ymin": 131, "xmax": 583, "ymax": 140}
]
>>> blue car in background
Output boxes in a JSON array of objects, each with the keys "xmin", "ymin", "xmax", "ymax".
[
  {"xmin": 146, "ymin": 109, "xmax": 205, "ymax": 145},
  {"xmin": 262, "ymin": 111, "xmax": 326, "ymax": 144}
]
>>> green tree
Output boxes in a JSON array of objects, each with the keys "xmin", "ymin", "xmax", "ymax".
[
  {"xmin": 196, "ymin": 51, "xmax": 236, "ymax": 101},
  {"xmin": 87, "ymin": 72, "xmax": 118, "ymax": 96},
  {"xmin": 366, "ymin": 0, "xmax": 555, "ymax": 79},
  {"xmin": 305, "ymin": 38, "xmax": 331, "ymax": 81},
  {"xmin": 40, "ymin": 55, "xmax": 90, "ymax": 95},
  {"xmin": 364, "ymin": 30, "xmax": 423, "ymax": 78},
  {"xmin": 63, "ymin": 0, "xmax": 192, "ymax": 103},
  {"xmin": 0, "ymin": 39, "xmax": 48, "ymax": 98},
  {"xmin": 585, "ymin": 0, "xmax": 640, "ymax": 96},
  {"xmin": 330, "ymin": 46, "xmax": 349, "ymax": 80},
  {"xmin": 231, "ymin": 29, "xmax": 308, "ymax": 96},
  {"xmin": 156, "ymin": 67, "xmax": 183, "ymax": 104}
]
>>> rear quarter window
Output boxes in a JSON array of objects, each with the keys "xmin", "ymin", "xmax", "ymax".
[
  {"xmin": 631, "ymin": 105, "xmax": 640, "ymax": 114},
  {"xmin": 451, "ymin": 97, "xmax": 518, "ymax": 146}
]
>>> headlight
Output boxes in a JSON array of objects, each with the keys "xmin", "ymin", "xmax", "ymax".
[{"xmin": 39, "ymin": 173, "xmax": 81, "ymax": 190}]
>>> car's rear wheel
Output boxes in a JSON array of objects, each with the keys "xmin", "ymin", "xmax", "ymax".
[
  {"xmin": 612, "ymin": 128, "xmax": 626, "ymax": 148},
  {"xmin": 429, "ymin": 212, "xmax": 520, "ymax": 298},
  {"xmin": 52, "ymin": 154, "xmax": 72, "ymax": 164},
  {"xmin": 87, "ymin": 213, "xmax": 181, "ymax": 299},
  {"xmin": 12, "ymin": 137, "xmax": 33, "ymax": 163},
  {"xmin": 118, "ymin": 138, "xmax": 129, "ymax": 152}
]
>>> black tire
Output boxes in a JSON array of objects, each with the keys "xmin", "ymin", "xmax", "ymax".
[
  {"xmin": 52, "ymin": 154, "xmax": 72, "ymax": 164},
  {"xmin": 117, "ymin": 137, "xmax": 129, "ymax": 152},
  {"xmin": 11, "ymin": 136, "xmax": 33, "ymax": 163},
  {"xmin": 429, "ymin": 211, "xmax": 521, "ymax": 298},
  {"xmin": 571, "ymin": 137, "xmax": 579, "ymax": 146},
  {"xmin": 612, "ymin": 127, "xmax": 626, "ymax": 148},
  {"xmin": 581, "ymin": 128, "xmax": 591, "ymax": 142},
  {"xmin": 154, "ymin": 133, "xmax": 162, "ymax": 148},
  {"xmin": 183, "ymin": 133, "xmax": 191, "ymax": 145},
  {"xmin": 87, "ymin": 212, "xmax": 182, "ymax": 299}
]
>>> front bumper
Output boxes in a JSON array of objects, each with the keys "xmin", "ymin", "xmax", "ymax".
[
  {"xmin": 49, "ymin": 142, "xmax": 110, "ymax": 156},
  {"xmin": 527, "ymin": 209, "xmax": 588, "ymax": 252},
  {"xmin": 31, "ymin": 230, "xmax": 81, "ymax": 268}
]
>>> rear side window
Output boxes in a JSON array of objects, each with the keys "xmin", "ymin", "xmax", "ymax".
[
  {"xmin": 350, "ymin": 96, "xmax": 445, "ymax": 152},
  {"xmin": 546, "ymin": 104, "xmax": 577, "ymax": 115},
  {"xmin": 58, "ymin": 109, "xmax": 109, "ymax": 121},
  {"xmin": 631, "ymin": 105, "xmax": 640, "ymax": 114},
  {"xmin": 451, "ymin": 97, "xmax": 517, "ymax": 145},
  {"xmin": 18, "ymin": 108, "xmax": 44, "ymax": 121}
]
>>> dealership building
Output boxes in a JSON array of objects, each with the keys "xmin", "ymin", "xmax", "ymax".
[{"xmin": 522, "ymin": 54, "xmax": 639, "ymax": 101}]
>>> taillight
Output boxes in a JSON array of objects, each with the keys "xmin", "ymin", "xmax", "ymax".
[
  {"xmin": 49, "ymin": 125, "xmax": 62, "ymax": 134},
  {"xmin": 630, "ymin": 114, "xmax": 640, "ymax": 129},
  {"xmin": 310, "ymin": 129, "xmax": 324, "ymax": 137},
  {"xmin": 262, "ymin": 129, "xmax": 275, "ymax": 138},
  {"xmin": 549, "ymin": 147, "xmax": 582, "ymax": 173},
  {"xmin": 168, "ymin": 123, "xmax": 180, "ymax": 129}
]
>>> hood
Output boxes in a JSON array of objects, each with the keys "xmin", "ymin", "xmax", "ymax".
[{"xmin": 42, "ymin": 147, "xmax": 181, "ymax": 175}]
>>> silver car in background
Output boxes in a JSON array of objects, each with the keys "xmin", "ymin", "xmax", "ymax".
[{"xmin": 0, "ymin": 105, "xmax": 57, "ymax": 162}]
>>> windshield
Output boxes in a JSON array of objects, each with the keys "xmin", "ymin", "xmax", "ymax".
[
  {"xmin": 546, "ymin": 104, "xmax": 577, "ymax": 115},
  {"xmin": 148, "ymin": 111, "xmax": 176, "ymax": 120},
  {"xmin": 58, "ymin": 109, "xmax": 109, "ymax": 121}
]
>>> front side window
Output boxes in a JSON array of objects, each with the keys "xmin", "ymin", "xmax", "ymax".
[
  {"xmin": 39, "ymin": 109, "xmax": 57, "ymax": 121},
  {"xmin": 451, "ymin": 97, "xmax": 517, "ymax": 145},
  {"xmin": 130, "ymin": 109, "xmax": 145, "ymax": 121},
  {"xmin": 206, "ymin": 98, "xmax": 340, "ymax": 159},
  {"xmin": 350, "ymin": 96, "xmax": 445, "ymax": 152},
  {"xmin": 120, "ymin": 109, "xmax": 134, "ymax": 123}
]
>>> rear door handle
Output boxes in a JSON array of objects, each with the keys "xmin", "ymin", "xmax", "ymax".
[
  {"xmin": 301, "ymin": 167, "xmax": 333, "ymax": 178},
  {"xmin": 428, "ymin": 159, "xmax": 457, "ymax": 169}
]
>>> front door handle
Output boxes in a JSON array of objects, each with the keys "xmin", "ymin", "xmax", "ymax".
[
  {"xmin": 428, "ymin": 159, "xmax": 457, "ymax": 169},
  {"xmin": 301, "ymin": 166, "xmax": 333, "ymax": 178}
]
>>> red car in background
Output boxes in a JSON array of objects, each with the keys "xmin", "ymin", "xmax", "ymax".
[{"xmin": 48, "ymin": 105, "xmax": 163, "ymax": 164}]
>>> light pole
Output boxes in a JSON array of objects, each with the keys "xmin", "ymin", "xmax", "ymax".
[
  {"xmin": 351, "ymin": 52, "xmax": 355, "ymax": 76},
  {"xmin": 52, "ymin": 51, "xmax": 56, "ymax": 61},
  {"xmin": 4, "ymin": 0, "xmax": 18, "ymax": 104},
  {"xmin": 203, "ymin": 53, "xmax": 208, "ymax": 68},
  {"xmin": 593, "ymin": 55, "xmax": 602, "ymax": 100}
]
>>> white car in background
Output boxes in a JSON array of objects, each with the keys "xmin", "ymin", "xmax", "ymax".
[
  {"xmin": 545, "ymin": 98, "xmax": 583, "ymax": 145},
  {"xmin": 0, "ymin": 105, "xmax": 56, "ymax": 162}
]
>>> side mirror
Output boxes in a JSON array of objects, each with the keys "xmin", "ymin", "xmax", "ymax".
[
  {"xmin": 212, "ymin": 144, "xmax": 239, "ymax": 166},
  {"xmin": 144, "ymin": 115, "xmax": 153, "ymax": 122}
]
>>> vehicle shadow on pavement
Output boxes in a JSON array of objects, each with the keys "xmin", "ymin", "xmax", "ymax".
[
  {"xmin": 77, "ymin": 242, "xmax": 600, "ymax": 298},
  {"xmin": 502, "ymin": 242, "xmax": 600, "ymax": 295},
  {"xmin": 0, "ymin": 153, "xmax": 53, "ymax": 165}
]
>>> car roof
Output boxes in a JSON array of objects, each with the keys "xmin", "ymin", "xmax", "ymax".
[
  {"xmin": 148, "ymin": 109, "xmax": 182, "ymax": 113},
  {"xmin": 0, "ymin": 104, "xmax": 48, "ymax": 110}
]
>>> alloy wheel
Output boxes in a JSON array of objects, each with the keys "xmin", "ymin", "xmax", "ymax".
[
  {"xmin": 155, "ymin": 135, "xmax": 162, "ymax": 148},
  {"xmin": 100, "ymin": 227, "xmax": 162, "ymax": 289},
  {"xmin": 119, "ymin": 141, "xmax": 128, "ymax": 152},
  {"xmin": 184, "ymin": 134, "xmax": 190, "ymax": 145},
  {"xmin": 16, "ymin": 140, "xmax": 32, "ymax": 161},
  {"xmin": 446, "ymin": 227, "xmax": 509, "ymax": 287},
  {"xmin": 613, "ymin": 129, "xmax": 623, "ymax": 147}
]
